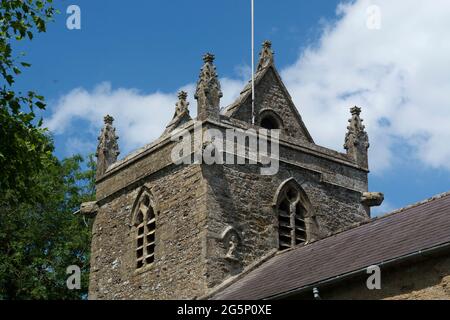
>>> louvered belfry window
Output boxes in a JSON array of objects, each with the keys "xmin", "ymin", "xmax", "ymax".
[
  {"xmin": 278, "ymin": 186, "xmax": 307, "ymax": 250},
  {"xmin": 135, "ymin": 194, "xmax": 156, "ymax": 269}
]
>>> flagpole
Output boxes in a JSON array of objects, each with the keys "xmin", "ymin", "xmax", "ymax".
[{"xmin": 251, "ymin": 0, "xmax": 255, "ymax": 125}]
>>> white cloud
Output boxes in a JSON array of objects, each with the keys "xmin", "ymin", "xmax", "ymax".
[
  {"xmin": 46, "ymin": 79, "xmax": 246, "ymax": 157},
  {"xmin": 47, "ymin": 83, "xmax": 176, "ymax": 155},
  {"xmin": 65, "ymin": 137, "xmax": 96, "ymax": 156},
  {"xmin": 282, "ymin": 0, "xmax": 450, "ymax": 173},
  {"xmin": 47, "ymin": 0, "xmax": 450, "ymax": 174}
]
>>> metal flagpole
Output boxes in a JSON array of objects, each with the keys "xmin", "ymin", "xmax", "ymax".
[{"xmin": 251, "ymin": 0, "xmax": 255, "ymax": 125}]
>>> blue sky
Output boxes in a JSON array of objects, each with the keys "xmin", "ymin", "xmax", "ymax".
[
  {"xmin": 13, "ymin": 0, "xmax": 450, "ymax": 216},
  {"xmin": 16, "ymin": 0, "xmax": 339, "ymax": 97}
]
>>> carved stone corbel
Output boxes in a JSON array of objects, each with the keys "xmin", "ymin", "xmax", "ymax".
[
  {"xmin": 80, "ymin": 201, "xmax": 98, "ymax": 215},
  {"xmin": 361, "ymin": 192, "xmax": 384, "ymax": 207}
]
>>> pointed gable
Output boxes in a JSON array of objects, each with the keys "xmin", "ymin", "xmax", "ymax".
[{"xmin": 223, "ymin": 41, "xmax": 314, "ymax": 144}]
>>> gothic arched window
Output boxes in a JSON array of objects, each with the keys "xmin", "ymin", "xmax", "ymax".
[
  {"xmin": 133, "ymin": 193, "xmax": 156, "ymax": 269},
  {"xmin": 276, "ymin": 182, "xmax": 308, "ymax": 250}
]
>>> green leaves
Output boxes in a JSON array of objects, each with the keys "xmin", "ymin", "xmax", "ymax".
[
  {"xmin": 1, "ymin": 0, "xmax": 57, "ymax": 207},
  {"xmin": 1, "ymin": 0, "xmax": 56, "ymax": 96},
  {"xmin": 35, "ymin": 101, "xmax": 45, "ymax": 109},
  {"xmin": 5, "ymin": 74, "xmax": 14, "ymax": 85},
  {"xmin": 0, "ymin": 155, "xmax": 96, "ymax": 300},
  {"xmin": 0, "ymin": 0, "xmax": 93, "ymax": 300}
]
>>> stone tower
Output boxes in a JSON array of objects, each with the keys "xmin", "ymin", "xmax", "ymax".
[{"xmin": 84, "ymin": 42, "xmax": 382, "ymax": 299}]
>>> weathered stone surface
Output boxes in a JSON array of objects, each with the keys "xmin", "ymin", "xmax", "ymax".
[
  {"xmin": 223, "ymin": 42, "xmax": 313, "ymax": 144},
  {"xmin": 227, "ymin": 68, "xmax": 313, "ymax": 144},
  {"xmin": 318, "ymin": 255, "xmax": 450, "ymax": 300},
  {"xmin": 90, "ymin": 165, "xmax": 208, "ymax": 300},
  {"xmin": 195, "ymin": 53, "xmax": 222, "ymax": 121},
  {"xmin": 257, "ymin": 40, "xmax": 274, "ymax": 71},
  {"xmin": 80, "ymin": 201, "xmax": 98, "ymax": 216},
  {"xmin": 164, "ymin": 91, "xmax": 192, "ymax": 134},
  {"xmin": 96, "ymin": 115, "xmax": 120, "ymax": 179},
  {"xmin": 344, "ymin": 106, "xmax": 369, "ymax": 169},
  {"xmin": 361, "ymin": 192, "xmax": 384, "ymax": 207}
]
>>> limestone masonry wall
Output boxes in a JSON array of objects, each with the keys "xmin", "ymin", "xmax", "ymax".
[
  {"xmin": 321, "ymin": 254, "xmax": 450, "ymax": 300},
  {"xmin": 89, "ymin": 164, "xmax": 209, "ymax": 299}
]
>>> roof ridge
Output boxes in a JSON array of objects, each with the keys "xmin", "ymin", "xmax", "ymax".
[
  {"xmin": 201, "ymin": 249, "xmax": 278, "ymax": 300},
  {"xmin": 212, "ymin": 190, "xmax": 450, "ymax": 299},
  {"xmin": 378, "ymin": 190, "xmax": 450, "ymax": 218},
  {"xmin": 318, "ymin": 190, "xmax": 450, "ymax": 242}
]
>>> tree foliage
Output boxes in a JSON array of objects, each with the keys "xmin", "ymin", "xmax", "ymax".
[
  {"xmin": 0, "ymin": 0, "xmax": 57, "ymax": 206},
  {"xmin": 1, "ymin": 1, "xmax": 95, "ymax": 299},
  {"xmin": 0, "ymin": 155, "xmax": 96, "ymax": 299}
]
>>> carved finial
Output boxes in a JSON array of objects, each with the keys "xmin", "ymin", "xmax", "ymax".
[
  {"xmin": 175, "ymin": 91, "xmax": 189, "ymax": 115},
  {"xmin": 257, "ymin": 40, "xmax": 274, "ymax": 71},
  {"xmin": 344, "ymin": 106, "xmax": 369, "ymax": 168},
  {"xmin": 263, "ymin": 40, "xmax": 272, "ymax": 49},
  {"xmin": 178, "ymin": 90, "xmax": 188, "ymax": 101},
  {"xmin": 104, "ymin": 114, "xmax": 114, "ymax": 125},
  {"xmin": 350, "ymin": 106, "xmax": 362, "ymax": 116},
  {"xmin": 195, "ymin": 52, "xmax": 222, "ymax": 121},
  {"xmin": 203, "ymin": 53, "xmax": 215, "ymax": 64},
  {"xmin": 96, "ymin": 115, "xmax": 120, "ymax": 179},
  {"xmin": 164, "ymin": 91, "xmax": 192, "ymax": 134}
]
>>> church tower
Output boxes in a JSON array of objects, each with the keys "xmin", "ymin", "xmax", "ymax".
[{"xmin": 84, "ymin": 42, "xmax": 382, "ymax": 299}]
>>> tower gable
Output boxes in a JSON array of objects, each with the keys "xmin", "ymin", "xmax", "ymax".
[{"xmin": 223, "ymin": 43, "xmax": 313, "ymax": 144}]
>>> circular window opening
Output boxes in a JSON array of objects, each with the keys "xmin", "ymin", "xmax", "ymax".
[{"xmin": 260, "ymin": 115, "xmax": 280, "ymax": 130}]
